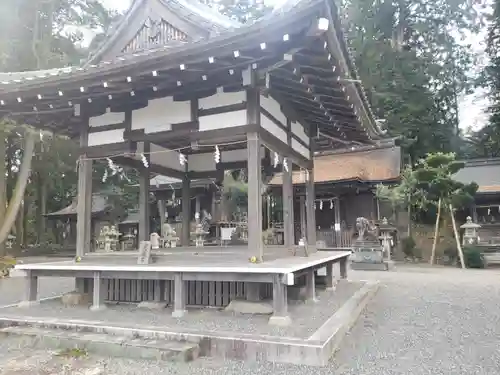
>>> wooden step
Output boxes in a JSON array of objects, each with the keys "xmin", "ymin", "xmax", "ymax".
[{"xmin": 0, "ymin": 326, "xmax": 199, "ymax": 362}]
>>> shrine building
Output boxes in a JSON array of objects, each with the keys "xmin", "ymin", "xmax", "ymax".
[{"xmin": 2, "ymin": 0, "xmax": 386, "ymax": 325}]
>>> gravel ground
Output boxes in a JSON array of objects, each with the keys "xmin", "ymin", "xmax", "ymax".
[
  {"xmin": 1, "ymin": 265, "xmax": 500, "ymax": 374},
  {"xmin": 0, "ymin": 276, "xmax": 74, "ymax": 307},
  {"xmin": 0, "ymin": 280, "xmax": 363, "ymax": 338}
]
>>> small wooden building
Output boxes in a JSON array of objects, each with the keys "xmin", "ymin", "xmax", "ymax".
[
  {"xmin": 454, "ymin": 158, "xmax": 500, "ymax": 243},
  {"xmin": 270, "ymin": 143, "xmax": 401, "ymax": 246}
]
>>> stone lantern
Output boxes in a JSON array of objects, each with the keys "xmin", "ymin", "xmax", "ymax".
[
  {"xmin": 460, "ymin": 216, "xmax": 481, "ymax": 246},
  {"xmin": 378, "ymin": 217, "xmax": 396, "ymax": 265}
]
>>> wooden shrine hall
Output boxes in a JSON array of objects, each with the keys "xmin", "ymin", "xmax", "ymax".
[{"xmin": 2, "ymin": 0, "xmax": 386, "ymax": 324}]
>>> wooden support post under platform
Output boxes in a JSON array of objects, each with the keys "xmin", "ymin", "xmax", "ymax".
[
  {"xmin": 76, "ymin": 121, "xmax": 92, "ymax": 258},
  {"xmin": 300, "ymin": 195, "xmax": 306, "ymax": 242},
  {"xmin": 172, "ymin": 273, "xmax": 187, "ymax": 317},
  {"xmin": 340, "ymin": 257, "xmax": 348, "ymax": 279},
  {"xmin": 181, "ymin": 175, "xmax": 191, "ymax": 246},
  {"xmin": 305, "ymin": 268, "xmax": 317, "ymax": 302},
  {"xmin": 139, "ymin": 142, "xmax": 150, "ymax": 242},
  {"xmin": 282, "ymin": 163, "xmax": 295, "ymax": 247},
  {"xmin": 90, "ymin": 271, "xmax": 106, "ymax": 311},
  {"xmin": 325, "ymin": 262, "xmax": 339, "ymax": 291},
  {"xmin": 269, "ymin": 275, "xmax": 291, "ymax": 326},
  {"xmin": 247, "ymin": 132, "xmax": 263, "ymax": 261},
  {"xmin": 19, "ymin": 271, "xmax": 38, "ymax": 307},
  {"xmin": 305, "ymin": 170, "xmax": 317, "ymax": 251}
]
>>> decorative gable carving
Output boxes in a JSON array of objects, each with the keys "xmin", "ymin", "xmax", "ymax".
[{"xmin": 122, "ymin": 17, "xmax": 188, "ymax": 53}]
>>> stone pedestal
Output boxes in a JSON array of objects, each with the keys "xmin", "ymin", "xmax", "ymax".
[{"xmin": 351, "ymin": 239, "xmax": 394, "ymax": 271}]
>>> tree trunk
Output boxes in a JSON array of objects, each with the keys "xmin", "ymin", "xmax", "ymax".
[
  {"xmin": 430, "ymin": 198, "xmax": 442, "ymax": 265},
  {"xmin": 449, "ymin": 204, "xmax": 466, "ymax": 269},
  {"xmin": 0, "ymin": 132, "xmax": 36, "ymax": 245}
]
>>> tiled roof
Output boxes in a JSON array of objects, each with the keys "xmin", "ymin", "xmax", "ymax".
[
  {"xmin": 269, "ymin": 146, "xmax": 401, "ymax": 185},
  {"xmin": 454, "ymin": 160, "xmax": 500, "ymax": 194},
  {"xmin": 45, "ymin": 194, "xmax": 110, "ymax": 217}
]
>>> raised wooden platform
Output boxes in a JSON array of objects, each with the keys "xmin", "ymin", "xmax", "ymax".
[{"xmin": 14, "ymin": 248, "xmax": 351, "ymax": 324}]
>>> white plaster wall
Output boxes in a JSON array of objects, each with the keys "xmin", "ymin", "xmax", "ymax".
[
  {"xmin": 151, "ymin": 144, "xmax": 185, "ymax": 171},
  {"xmin": 132, "ymin": 96, "xmax": 190, "ymax": 132},
  {"xmin": 291, "ymin": 121, "xmax": 310, "ymax": 145},
  {"xmin": 198, "ymin": 88, "xmax": 245, "ymax": 109},
  {"xmin": 261, "ymin": 114, "xmax": 287, "ymax": 144},
  {"xmin": 221, "ymin": 148, "xmax": 265, "ymax": 163},
  {"xmin": 292, "ymin": 138, "xmax": 311, "ymax": 159},
  {"xmin": 136, "ymin": 143, "xmax": 184, "ymax": 172},
  {"xmin": 260, "ymin": 95, "xmax": 286, "ymax": 126},
  {"xmin": 89, "ymin": 110, "xmax": 125, "ymax": 127},
  {"xmin": 198, "ymin": 109, "xmax": 246, "ymax": 131},
  {"xmin": 188, "ymin": 153, "xmax": 216, "ymax": 172},
  {"xmin": 88, "ymin": 129, "xmax": 124, "ymax": 146}
]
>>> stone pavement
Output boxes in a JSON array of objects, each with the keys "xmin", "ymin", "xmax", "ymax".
[{"xmin": 1, "ymin": 265, "xmax": 500, "ymax": 374}]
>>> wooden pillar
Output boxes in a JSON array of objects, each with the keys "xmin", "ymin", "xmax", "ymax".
[
  {"xmin": 181, "ymin": 175, "xmax": 191, "ymax": 246},
  {"xmin": 172, "ymin": 273, "xmax": 187, "ymax": 317},
  {"xmin": 340, "ymin": 257, "xmax": 348, "ymax": 279},
  {"xmin": 282, "ymin": 163, "xmax": 294, "ymax": 247},
  {"xmin": 305, "ymin": 172, "xmax": 317, "ymax": 249},
  {"xmin": 90, "ymin": 271, "xmax": 106, "ymax": 311},
  {"xmin": 195, "ymin": 195, "xmax": 201, "ymax": 224},
  {"xmin": 247, "ymin": 132, "xmax": 263, "ymax": 261},
  {"xmin": 138, "ymin": 142, "xmax": 150, "ymax": 242},
  {"xmin": 269, "ymin": 275, "xmax": 291, "ymax": 326},
  {"xmin": 325, "ymin": 262, "xmax": 339, "ymax": 291},
  {"xmin": 76, "ymin": 122, "xmax": 92, "ymax": 257},
  {"xmin": 246, "ymin": 72, "xmax": 263, "ymax": 261},
  {"xmin": 19, "ymin": 271, "xmax": 38, "ymax": 307},
  {"xmin": 300, "ymin": 195, "xmax": 306, "ymax": 241},
  {"xmin": 305, "ymin": 268, "xmax": 317, "ymax": 302},
  {"xmin": 472, "ymin": 203, "xmax": 478, "ymax": 222},
  {"xmin": 157, "ymin": 199, "xmax": 166, "ymax": 237},
  {"xmin": 334, "ymin": 197, "xmax": 342, "ymax": 247}
]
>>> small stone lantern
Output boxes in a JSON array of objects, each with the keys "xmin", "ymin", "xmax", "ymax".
[
  {"xmin": 460, "ymin": 216, "xmax": 481, "ymax": 246},
  {"xmin": 378, "ymin": 217, "xmax": 395, "ymax": 262}
]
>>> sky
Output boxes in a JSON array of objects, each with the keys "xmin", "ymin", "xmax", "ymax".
[{"xmin": 100, "ymin": 0, "xmax": 489, "ymax": 132}]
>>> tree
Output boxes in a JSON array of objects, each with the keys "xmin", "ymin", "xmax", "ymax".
[
  {"xmin": 342, "ymin": 0, "xmax": 484, "ymax": 161},
  {"xmin": 381, "ymin": 152, "xmax": 478, "ymax": 267},
  {"xmin": 467, "ymin": 0, "xmax": 500, "ymax": 157},
  {"xmin": 0, "ymin": 0, "xmax": 119, "ymax": 250},
  {"xmin": 200, "ymin": 0, "xmax": 270, "ymax": 23}
]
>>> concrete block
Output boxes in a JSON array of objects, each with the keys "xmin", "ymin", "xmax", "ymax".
[
  {"xmin": 225, "ymin": 300, "xmax": 273, "ymax": 315},
  {"xmin": 61, "ymin": 291, "xmax": 90, "ymax": 307},
  {"xmin": 137, "ymin": 301, "xmax": 166, "ymax": 310}
]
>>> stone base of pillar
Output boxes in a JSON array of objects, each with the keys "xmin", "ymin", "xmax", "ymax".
[
  {"xmin": 172, "ymin": 309, "xmax": 188, "ymax": 318},
  {"xmin": 89, "ymin": 304, "xmax": 107, "ymax": 312}
]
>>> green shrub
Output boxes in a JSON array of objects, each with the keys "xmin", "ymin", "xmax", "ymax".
[
  {"xmin": 462, "ymin": 246, "xmax": 485, "ymax": 269},
  {"xmin": 401, "ymin": 237, "xmax": 416, "ymax": 257}
]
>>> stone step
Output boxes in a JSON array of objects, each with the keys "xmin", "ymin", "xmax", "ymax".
[
  {"xmin": 0, "ymin": 326, "xmax": 199, "ymax": 362},
  {"xmin": 351, "ymin": 261, "xmax": 394, "ymax": 271}
]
